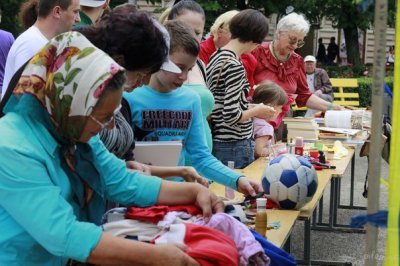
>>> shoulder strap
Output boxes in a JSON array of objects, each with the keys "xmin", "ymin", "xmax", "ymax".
[
  {"xmin": 0, "ymin": 59, "xmax": 31, "ymax": 117},
  {"xmin": 215, "ymin": 59, "xmax": 230, "ymax": 87},
  {"xmin": 196, "ymin": 59, "xmax": 207, "ymax": 83}
]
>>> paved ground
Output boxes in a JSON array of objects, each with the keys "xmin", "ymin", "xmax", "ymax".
[{"xmin": 288, "ymin": 146, "xmax": 389, "ymax": 265}]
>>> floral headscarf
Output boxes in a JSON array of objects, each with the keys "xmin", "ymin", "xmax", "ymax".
[
  {"xmin": 9, "ymin": 31, "xmax": 123, "ymax": 143},
  {"xmin": 4, "ymin": 32, "xmax": 124, "ymax": 224}
]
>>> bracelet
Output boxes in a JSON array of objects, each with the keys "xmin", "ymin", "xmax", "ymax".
[{"xmin": 326, "ymin": 103, "xmax": 333, "ymax": 111}]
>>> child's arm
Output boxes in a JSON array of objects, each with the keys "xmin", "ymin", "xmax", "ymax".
[
  {"xmin": 240, "ymin": 103, "xmax": 276, "ymax": 122},
  {"xmin": 125, "ymin": 161, "xmax": 208, "ymax": 187},
  {"xmin": 149, "ymin": 165, "xmax": 208, "ymax": 187},
  {"xmin": 255, "ymin": 136, "xmax": 272, "ymax": 158}
]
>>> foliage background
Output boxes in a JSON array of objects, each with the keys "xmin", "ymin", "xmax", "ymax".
[{"xmin": 0, "ymin": 0, "xmax": 394, "ymax": 106}]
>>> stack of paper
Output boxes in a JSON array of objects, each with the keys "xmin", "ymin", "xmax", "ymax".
[{"xmin": 284, "ymin": 117, "xmax": 319, "ymax": 140}]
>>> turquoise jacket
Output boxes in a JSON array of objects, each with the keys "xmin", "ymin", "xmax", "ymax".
[{"xmin": 0, "ymin": 112, "xmax": 162, "ymax": 265}]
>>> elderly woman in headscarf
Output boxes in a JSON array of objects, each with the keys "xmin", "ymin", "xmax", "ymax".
[
  {"xmin": 252, "ymin": 12, "xmax": 343, "ymax": 130},
  {"xmin": 0, "ymin": 31, "xmax": 221, "ymax": 266}
]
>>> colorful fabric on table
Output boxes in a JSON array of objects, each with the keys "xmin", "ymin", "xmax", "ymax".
[
  {"xmin": 3, "ymin": 31, "xmax": 124, "ymax": 223},
  {"xmin": 102, "ymin": 219, "xmax": 160, "ymax": 241},
  {"xmin": 195, "ymin": 213, "xmax": 269, "ymax": 266},
  {"xmin": 153, "ymin": 223, "xmax": 239, "ymax": 266},
  {"xmin": 251, "ymin": 229, "xmax": 296, "ymax": 266},
  {"xmin": 125, "ymin": 205, "xmax": 202, "ymax": 223}
]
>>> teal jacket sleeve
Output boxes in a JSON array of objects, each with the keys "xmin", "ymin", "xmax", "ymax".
[
  {"xmin": 185, "ymin": 95, "xmax": 241, "ymax": 190},
  {"xmin": 0, "ymin": 144, "xmax": 103, "ymax": 262}
]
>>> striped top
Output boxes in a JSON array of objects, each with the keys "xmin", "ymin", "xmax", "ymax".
[{"xmin": 206, "ymin": 49, "xmax": 253, "ymax": 142}]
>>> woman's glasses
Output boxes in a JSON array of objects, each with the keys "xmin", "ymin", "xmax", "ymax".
[
  {"xmin": 90, "ymin": 104, "xmax": 122, "ymax": 130},
  {"xmin": 288, "ymin": 35, "xmax": 305, "ymax": 48}
]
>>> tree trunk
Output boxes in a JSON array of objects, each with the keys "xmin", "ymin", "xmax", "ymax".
[{"xmin": 343, "ymin": 25, "xmax": 362, "ymax": 66}]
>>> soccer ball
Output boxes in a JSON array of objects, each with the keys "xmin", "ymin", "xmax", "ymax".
[{"xmin": 261, "ymin": 154, "xmax": 318, "ymax": 209}]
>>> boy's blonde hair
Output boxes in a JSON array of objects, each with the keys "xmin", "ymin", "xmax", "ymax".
[{"xmin": 252, "ymin": 81, "xmax": 288, "ymax": 106}]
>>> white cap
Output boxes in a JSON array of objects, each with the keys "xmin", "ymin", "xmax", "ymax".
[
  {"xmin": 256, "ymin": 198, "xmax": 267, "ymax": 207},
  {"xmin": 304, "ymin": 55, "xmax": 316, "ymax": 62},
  {"xmin": 80, "ymin": 0, "xmax": 107, "ymax": 7},
  {"xmin": 151, "ymin": 18, "xmax": 182, "ymax": 74}
]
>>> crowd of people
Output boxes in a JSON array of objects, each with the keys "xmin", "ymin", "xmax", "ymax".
[{"xmin": 0, "ymin": 0, "xmax": 348, "ymax": 265}]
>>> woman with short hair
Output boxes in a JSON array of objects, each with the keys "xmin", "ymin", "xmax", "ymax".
[{"xmin": 207, "ymin": 9, "xmax": 275, "ymax": 168}]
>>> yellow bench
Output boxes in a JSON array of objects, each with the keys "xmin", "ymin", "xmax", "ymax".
[
  {"xmin": 331, "ymin": 78, "xmax": 359, "ymax": 107},
  {"xmin": 291, "ymin": 78, "xmax": 359, "ymax": 112}
]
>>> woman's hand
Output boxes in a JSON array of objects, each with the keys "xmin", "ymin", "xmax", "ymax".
[
  {"xmin": 195, "ymin": 186, "xmax": 224, "ymax": 223},
  {"xmin": 237, "ymin": 176, "xmax": 263, "ymax": 197},
  {"xmin": 126, "ymin": 161, "xmax": 151, "ymax": 175},
  {"xmin": 179, "ymin": 167, "xmax": 209, "ymax": 187},
  {"xmin": 153, "ymin": 243, "xmax": 199, "ymax": 266}
]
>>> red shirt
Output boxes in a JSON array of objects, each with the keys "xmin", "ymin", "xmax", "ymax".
[
  {"xmin": 252, "ymin": 42, "xmax": 312, "ymax": 128},
  {"xmin": 200, "ymin": 35, "xmax": 257, "ymax": 90}
]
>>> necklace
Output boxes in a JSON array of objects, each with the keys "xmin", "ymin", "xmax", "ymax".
[{"xmin": 271, "ymin": 41, "xmax": 290, "ymax": 62}]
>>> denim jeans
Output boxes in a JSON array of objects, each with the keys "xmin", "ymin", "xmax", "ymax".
[{"xmin": 212, "ymin": 138, "xmax": 255, "ymax": 169}]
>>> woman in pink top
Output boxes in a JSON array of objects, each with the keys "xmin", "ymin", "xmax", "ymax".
[{"xmin": 252, "ymin": 12, "xmax": 342, "ymax": 129}]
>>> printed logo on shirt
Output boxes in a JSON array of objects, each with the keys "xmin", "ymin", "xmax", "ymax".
[{"xmin": 142, "ymin": 110, "xmax": 192, "ymax": 130}]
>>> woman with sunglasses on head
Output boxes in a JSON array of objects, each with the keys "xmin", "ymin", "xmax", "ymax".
[{"xmin": 252, "ymin": 12, "xmax": 343, "ymax": 133}]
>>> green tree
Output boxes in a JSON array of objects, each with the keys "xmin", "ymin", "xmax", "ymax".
[
  {"xmin": 169, "ymin": 0, "xmax": 395, "ymax": 66},
  {"xmin": 0, "ymin": 0, "xmax": 24, "ymax": 36},
  {"xmin": 294, "ymin": 0, "xmax": 375, "ymax": 66}
]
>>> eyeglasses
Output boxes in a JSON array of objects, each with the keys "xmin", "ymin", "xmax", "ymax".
[
  {"xmin": 288, "ymin": 35, "xmax": 305, "ymax": 48},
  {"xmin": 89, "ymin": 104, "xmax": 122, "ymax": 130}
]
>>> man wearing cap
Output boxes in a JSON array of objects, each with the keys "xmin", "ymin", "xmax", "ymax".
[
  {"xmin": 1, "ymin": 0, "xmax": 81, "ymax": 99},
  {"xmin": 75, "ymin": 0, "xmax": 109, "ymax": 27},
  {"xmin": 304, "ymin": 55, "xmax": 333, "ymax": 116}
]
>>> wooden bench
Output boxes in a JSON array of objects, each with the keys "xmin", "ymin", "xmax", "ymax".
[
  {"xmin": 291, "ymin": 78, "xmax": 359, "ymax": 112},
  {"xmin": 331, "ymin": 78, "xmax": 359, "ymax": 107}
]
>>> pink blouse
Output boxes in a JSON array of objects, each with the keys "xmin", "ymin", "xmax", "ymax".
[{"xmin": 252, "ymin": 42, "xmax": 312, "ymax": 128}]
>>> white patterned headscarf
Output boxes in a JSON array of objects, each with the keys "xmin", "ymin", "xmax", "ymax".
[
  {"xmin": 4, "ymin": 32, "xmax": 125, "ymax": 219},
  {"xmin": 9, "ymin": 31, "xmax": 124, "ymax": 143}
]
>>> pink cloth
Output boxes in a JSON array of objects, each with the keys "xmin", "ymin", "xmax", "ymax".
[
  {"xmin": 195, "ymin": 213, "xmax": 270, "ymax": 266},
  {"xmin": 125, "ymin": 205, "xmax": 201, "ymax": 223},
  {"xmin": 252, "ymin": 42, "xmax": 312, "ymax": 127},
  {"xmin": 153, "ymin": 223, "xmax": 240, "ymax": 266}
]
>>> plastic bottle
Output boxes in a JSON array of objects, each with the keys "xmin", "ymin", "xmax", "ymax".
[
  {"xmin": 255, "ymin": 198, "xmax": 268, "ymax": 238},
  {"xmin": 225, "ymin": 161, "xmax": 236, "ymax": 199},
  {"xmin": 294, "ymin": 136, "xmax": 304, "ymax": 156}
]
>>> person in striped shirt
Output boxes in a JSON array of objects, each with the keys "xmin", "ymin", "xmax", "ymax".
[{"xmin": 207, "ymin": 9, "xmax": 275, "ymax": 168}]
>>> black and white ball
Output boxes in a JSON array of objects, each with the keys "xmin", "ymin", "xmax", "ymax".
[{"xmin": 262, "ymin": 154, "xmax": 318, "ymax": 209}]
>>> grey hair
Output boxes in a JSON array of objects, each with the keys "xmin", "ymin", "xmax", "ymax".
[{"xmin": 275, "ymin": 12, "xmax": 310, "ymax": 38}]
